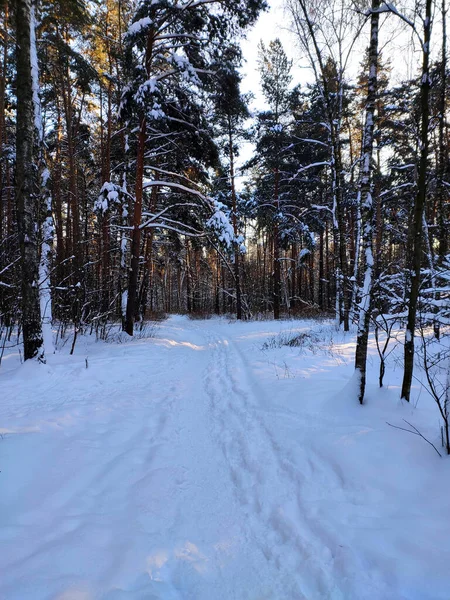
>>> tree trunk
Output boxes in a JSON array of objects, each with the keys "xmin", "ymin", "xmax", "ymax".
[
  {"xmin": 401, "ymin": 0, "xmax": 433, "ymax": 402},
  {"xmin": 15, "ymin": 0, "xmax": 43, "ymax": 360},
  {"xmin": 354, "ymin": 0, "xmax": 380, "ymax": 404},
  {"xmin": 273, "ymin": 167, "xmax": 281, "ymax": 319},
  {"xmin": 124, "ymin": 26, "xmax": 154, "ymax": 335},
  {"xmin": 124, "ymin": 117, "xmax": 145, "ymax": 335},
  {"xmin": 291, "ymin": 243, "xmax": 297, "ymax": 311},
  {"xmin": 438, "ymin": 0, "xmax": 448, "ymax": 259},
  {"xmin": 228, "ymin": 118, "xmax": 242, "ymax": 320},
  {"xmin": 0, "ymin": 4, "xmax": 8, "ymax": 225}
]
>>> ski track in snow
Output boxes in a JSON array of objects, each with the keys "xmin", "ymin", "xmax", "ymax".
[
  {"xmin": 201, "ymin": 330, "xmax": 389, "ymax": 600},
  {"xmin": 1, "ymin": 317, "xmax": 450, "ymax": 599}
]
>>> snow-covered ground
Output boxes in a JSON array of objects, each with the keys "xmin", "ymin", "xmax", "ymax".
[{"xmin": 1, "ymin": 316, "xmax": 449, "ymax": 600}]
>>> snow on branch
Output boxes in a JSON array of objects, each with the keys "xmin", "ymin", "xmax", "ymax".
[
  {"xmin": 206, "ymin": 199, "xmax": 236, "ymax": 248},
  {"xmin": 364, "ymin": 3, "xmax": 414, "ymax": 28},
  {"xmin": 95, "ymin": 182, "xmax": 125, "ymax": 214},
  {"xmin": 290, "ymin": 161, "xmax": 330, "ymax": 181},
  {"xmin": 363, "ymin": 3, "xmax": 424, "ymax": 47},
  {"xmin": 291, "ymin": 137, "xmax": 328, "ymax": 147},
  {"xmin": 125, "ymin": 17, "xmax": 153, "ymax": 39}
]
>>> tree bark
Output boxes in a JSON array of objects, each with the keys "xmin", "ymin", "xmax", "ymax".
[
  {"xmin": 437, "ymin": 0, "xmax": 448, "ymax": 259},
  {"xmin": 15, "ymin": 0, "xmax": 43, "ymax": 360},
  {"xmin": 354, "ymin": 0, "xmax": 380, "ymax": 404},
  {"xmin": 124, "ymin": 26, "xmax": 154, "ymax": 335},
  {"xmin": 124, "ymin": 117, "xmax": 145, "ymax": 335},
  {"xmin": 228, "ymin": 117, "xmax": 242, "ymax": 320},
  {"xmin": 401, "ymin": 0, "xmax": 433, "ymax": 402},
  {"xmin": 273, "ymin": 167, "xmax": 281, "ymax": 320}
]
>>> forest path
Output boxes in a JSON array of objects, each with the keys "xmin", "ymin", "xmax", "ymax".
[
  {"xmin": 200, "ymin": 327, "xmax": 337, "ymax": 599},
  {"xmin": 1, "ymin": 316, "xmax": 449, "ymax": 600}
]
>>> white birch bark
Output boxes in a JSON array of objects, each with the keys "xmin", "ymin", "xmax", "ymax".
[
  {"xmin": 30, "ymin": 0, "xmax": 54, "ymax": 355},
  {"xmin": 354, "ymin": 0, "xmax": 380, "ymax": 404}
]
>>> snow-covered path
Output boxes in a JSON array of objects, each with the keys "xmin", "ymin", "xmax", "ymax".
[{"xmin": 2, "ymin": 317, "xmax": 450, "ymax": 599}]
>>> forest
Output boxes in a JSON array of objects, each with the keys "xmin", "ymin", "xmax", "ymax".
[
  {"xmin": 2, "ymin": 1, "xmax": 450, "ymax": 598},
  {"xmin": 0, "ymin": 0, "xmax": 449, "ymax": 405}
]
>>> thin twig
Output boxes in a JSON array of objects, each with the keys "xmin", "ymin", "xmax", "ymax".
[{"xmin": 386, "ymin": 419, "xmax": 442, "ymax": 457}]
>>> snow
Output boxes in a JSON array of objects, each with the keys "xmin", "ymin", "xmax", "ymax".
[
  {"xmin": 1, "ymin": 317, "xmax": 450, "ymax": 599},
  {"xmin": 38, "ymin": 210, "xmax": 54, "ymax": 357},
  {"xmin": 206, "ymin": 200, "xmax": 235, "ymax": 247},
  {"xmin": 96, "ymin": 183, "xmax": 123, "ymax": 215},
  {"xmin": 126, "ymin": 17, "xmax": 153, "ymax": 38},
  {"xmin": 298, "ymin": 248, "xmax": 310, "ymax": 261},
  {"xmin": 30, "ymin": 3, "xmax": 43, "ymax": 141}
]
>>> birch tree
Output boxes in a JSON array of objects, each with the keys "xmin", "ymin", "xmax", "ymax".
[
  {"xmin": 30, "ymin": 1, "xmax": 53, "ymax": 355},
  {"xmin": 354, "ymin": 0, "xmax": 381, "ymax": 404},
  {"xmin": 287, "ymin": 0, "xmax": 365, "ymax": 330}
]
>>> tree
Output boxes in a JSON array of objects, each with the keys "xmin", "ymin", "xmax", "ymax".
[
  {"xmin": 121, "ymin": 0, "xmax": 266, "ymax": 335},
  {"xmin": 287, "ymin": 0, "xmax": 365, "ymax": 330},
  {"xmin": 254, "ymin": 38, "xmax": 293, "ymax": 319},
  {"xmin": 401, "ymin": 0, "xmax": 434, "ymax": 402},
  {"xmin": 212, "ymin": 52, "xmax": 250, "ymax": 320},
  {"xmin": 354, "ymin": 0, "xmax": 381, "ymax": 404},
  {"xmin": 15, "ymin": 0, "xmax": 43, "ymax": 360}
]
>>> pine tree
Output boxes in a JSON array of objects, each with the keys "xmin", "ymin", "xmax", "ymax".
[
  {"xmin": 255, "ymin": 39, "xmax": 292, "ymax": 319},
  {"xmin": 15, "ymin": 0, "xmax": 43, "ymax": 360},
  {"xmin": 213, "ymin": 50, "xmax": 250, "ymax": 319},
  {"xmin": 121, "ymin": 0, "xmax": 266, "ymax": 334}
]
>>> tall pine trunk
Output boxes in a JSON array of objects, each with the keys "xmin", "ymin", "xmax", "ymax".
[
  {"xmin": 124, "ymin": 27, "xmax": 154, "ymax": 335},
  {"xmin": 125, "ymin": 118, "xmax": 145, "ymax": 335},
  {"xmin": 273, "ymin": 167, "xmax": 281, "ymax": 320},
  {"xmin": 15, "ymin": 0, "xmax": 43, "ymax": 360},
  {"xmin": 228, "ymin": 118, "xmax": 242, "ymax": 320}
]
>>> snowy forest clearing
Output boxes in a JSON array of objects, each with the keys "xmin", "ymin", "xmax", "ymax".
[{"xmin": 1, "ymin": 316, "xmax": 450, "ymax": 600}]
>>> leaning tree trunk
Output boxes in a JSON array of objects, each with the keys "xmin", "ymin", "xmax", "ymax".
[
  {"xmin": 401, "ymin": 0, "xmax": 432, "ymax": 402},
  {"xmin": 354, "ymin": 0, "xmax": 380, "ymax": 404},
  {"xmin": 15, "ymin": 0, "xmax": 44, "ymax": 360}
]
